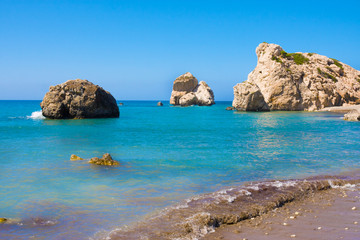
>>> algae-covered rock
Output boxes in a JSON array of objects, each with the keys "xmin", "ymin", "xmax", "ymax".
[
  {"xmin": 0, "ymin": 218, "xmax": 7, "ymax": 223},
  {"xmin": 70, "ymin": 154, "xmax": 84, "ymax": 161},
  {"xmin": 89, "ymin": 153, "xmax": 119, "ymax": 166}
]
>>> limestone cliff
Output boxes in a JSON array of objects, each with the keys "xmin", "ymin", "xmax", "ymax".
[
  {"xmin": 170, "ymin": 72, "xmax": 215, "ymax": 106},
  {"xmin": 233, "ymin": 43, "xmax": 360, "ymax": 111}
]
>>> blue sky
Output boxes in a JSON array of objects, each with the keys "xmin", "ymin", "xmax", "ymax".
[{"xmin": 1, "ymin": 0, "xmax": 360, "ymax": 100}]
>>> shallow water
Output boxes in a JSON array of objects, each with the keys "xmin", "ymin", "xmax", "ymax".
[{"xmin": 0, "ymin": 100, "xmax": 359, "ymax": 239}]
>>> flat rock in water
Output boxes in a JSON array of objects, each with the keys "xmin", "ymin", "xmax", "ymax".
[{"xmin": 344, "ymin": 109, "xmax": 360, "ymax": 121}]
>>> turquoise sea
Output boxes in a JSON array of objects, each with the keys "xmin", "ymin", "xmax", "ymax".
[{"xmin": 0, "ymin": 100, "xmax": 360, "ymax": 239}]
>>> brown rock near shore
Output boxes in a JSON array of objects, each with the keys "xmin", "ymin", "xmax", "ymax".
[
  {"xmin": 89, "ymin": 153, "xmax": 119, "ymax": 166},
  {"xmin": 40, "ymin": 79, "xmax": 119, "ymax": 119},
  {"xmin": 170, "ymin": 72, "xmax": 215, "ymax": 106},
  {"xmin": 233, "ymin": 43, "xmax": 360, "ymax": 111},
  {"xmin": 70, "ymin": 154, "xmax": 84, "ymax": 161}
]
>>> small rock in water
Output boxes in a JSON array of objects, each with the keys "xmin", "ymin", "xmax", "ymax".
[
  {"xmin": 70, "ymin": 154, "xmax": 84, "ymax": 161},
  {"xmin": 352, "ymin": 207, "xmax": 357, "ymax": 210},
  {"xmin": 345, "ymin": 227, "xmax": 349, "ymax": 230},
  {"xmin": 0, "ymin": 218, "xmax": 7, "ymax": 223},
  {"xmin": 290, "ymin": 234, "xmax": 296, "ymax": 238},
  {"xmin": 157, "ymin": 101, "xmax": 163, "ymax": 106},
  {"xmin": 283, "ymin": 222, "xmax": 288, "ymax": 226},
  {"xmin": 294, "ymin": 211, "xmax": 300, "ymax": 215},
  {"xmin": 289, "ymin": 216, "xmax": 295, "ymax": 219},
  {"xmin": 88, "ymin": 153, "xmax": 119, "ymax": 166},
  {"xmin": 317, "ymin": 227, "xmax": 322, "ymax": 230},
  {"xmin": 354, "ymin": 221, "xmax": 358, "ymax": 225},
  {"xmin": 226, "ymin": 106, "xmax": 235, "ymax": 111},
  {"xmin": 119, "ymin": 102, "xmax": 124, "ymax": 106}
]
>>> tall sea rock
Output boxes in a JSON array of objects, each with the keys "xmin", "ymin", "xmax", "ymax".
[
  {"xmin": 41, "ymin": 79, "xmax": 119, "ymax": 119},
  {"xmin": 233, "ymin": 43, "xmax": 360, "ymax": 111},
  {"xmin": 170, "ymin": 72, "xmax": 215, "ymax": 106}
]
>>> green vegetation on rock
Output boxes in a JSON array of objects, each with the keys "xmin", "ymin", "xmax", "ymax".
[
  {"xmin": 331, "ymin": 58, "xmax": 344, "ymax": 70},
  {"xmin": 317, "ymin": 68, "xmax": 338, "ymax": 83},
  {"xmin": 271, "ymin": 56, "xmax": 283, "ymax": 63},
  {"xmin": 280, "ymin": 50, "xmax": 309, "ymax": 65},
  {"xmin": 307, "ymin": 53, "xmax": 314, "ymax": 56}
]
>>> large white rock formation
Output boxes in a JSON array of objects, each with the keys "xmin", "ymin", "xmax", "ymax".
[
  {"xmin": 233, "ymin": 43, "xmax": 360, "ymax": 111},
  {"xmin": 170, "ymin": 72, "xmax": 215, "ymax": 106}
]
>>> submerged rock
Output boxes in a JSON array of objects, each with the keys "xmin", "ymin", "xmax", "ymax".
[
  {"xmin": 89, "ymin": 153, "xmax": 119, "ymax": 166},
  {"xmin": 344, "ymin": 109, "xmax": 360, "ymax": 121},
  {"xmin": 157, "ymin": 101, "xmax": 163, "ymax": 106},
  {"xmin": 170, "ymin": 72, "xmax": 215, "ymax": 106},
  {"xmin": 226, "ymin": 107, "xmax": 235, "ymax": 111},
  {"xmin": 70, "ymin": 154, "xmax": 84, "ymax": 161},
  {"xmin": 40, "ymin": 79, "xmax": 119, "ymax": 119},
  {"xmin": 233, "ymin": 43, "xmax": 360, "ymax": 111}
]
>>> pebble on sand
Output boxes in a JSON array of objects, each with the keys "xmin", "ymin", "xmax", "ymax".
[
  {"xmin": 290, "ymin": 234, "xmax": 296, "ymax": 238},
  {"xmin": 352, "ymin": 207, "xmax": 357, "ymax": 210}
]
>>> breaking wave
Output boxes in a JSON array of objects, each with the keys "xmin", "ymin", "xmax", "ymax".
[{"xmin": 27, "ymin": 110, "xmax": 45, "ymax": 120}]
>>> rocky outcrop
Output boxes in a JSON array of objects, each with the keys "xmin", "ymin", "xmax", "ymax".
[
  {"xmin": 70, "ymin": 154, "xmax": 84, "ymax": 161},
  {"xmin": 157, "ymin": 101, "xmax": 163, "ymax": 106},
  {"xmin": 170, "ymin": 72, "xmax": 215, "ymax": 106},
  {"xmin": 344, "ymin": 110, "xmax": 360, "ymax": 121},
  {"xmin": 70, "ymin": 153, "xmax": 119, "ymax": 166},
  {"xmin": 89, "ymin": 153, "xmax": 119, "ymax": 166},
  {"xmin": 233, "ymin": 43, "xmax": 360, "ymax": 111},
  {"xmin": 41, "ymin": 79, "xmax": 119, "ymax": 119}
]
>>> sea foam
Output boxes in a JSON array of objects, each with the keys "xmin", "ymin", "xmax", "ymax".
[{"xmin": 27, "ymin": 110, "xmax": 45, "ymax": 120}]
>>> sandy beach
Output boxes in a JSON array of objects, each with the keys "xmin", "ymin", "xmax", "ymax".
[{"xmin": 207, "ymin": 184, "xmax": 360, "ymax": 240}]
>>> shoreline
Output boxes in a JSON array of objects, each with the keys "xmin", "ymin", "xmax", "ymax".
[
  {"xmin": 100, "ymin": 174, "xmax": 360, "ymax": 240},
  {"xmin": 207, "ymin": 183, "xmax": 360, "ymax": 240}
]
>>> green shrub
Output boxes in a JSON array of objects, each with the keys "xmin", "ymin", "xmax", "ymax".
[
  {"xmin": 326, "ymin": 66, "xmax": 335, "ymax": 73},
  {"xmin": 317, "ymin": 68, "xmax": 338, "ymax": 83},
  {"xmin": 330, "ymin": 58, "xmax": 343, "ymax": 69},
  {"xmin": 279, "ymin": 50, "xmax": 309, "ymax": 65},
  {"xmin": 308, "ymin": 53, "xmax": 314, "ymax": 56},
  {"xmin": 272, "ymin": 56, "xmax": 283, "ymax": 63}
]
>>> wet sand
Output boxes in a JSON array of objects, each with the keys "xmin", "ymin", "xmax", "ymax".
[{"xmin": 207, "ymin": 185, "xmax": 360, "ymax": 240}]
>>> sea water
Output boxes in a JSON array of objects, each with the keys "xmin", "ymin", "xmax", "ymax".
[{"xmin": 0, "ymin": 100, "xmax": 359, "ymax": 239}]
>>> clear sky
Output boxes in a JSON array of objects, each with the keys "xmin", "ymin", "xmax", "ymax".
[{"xmin": 1, "ymin": 0, "xmax": 360, "ymax": 100}]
